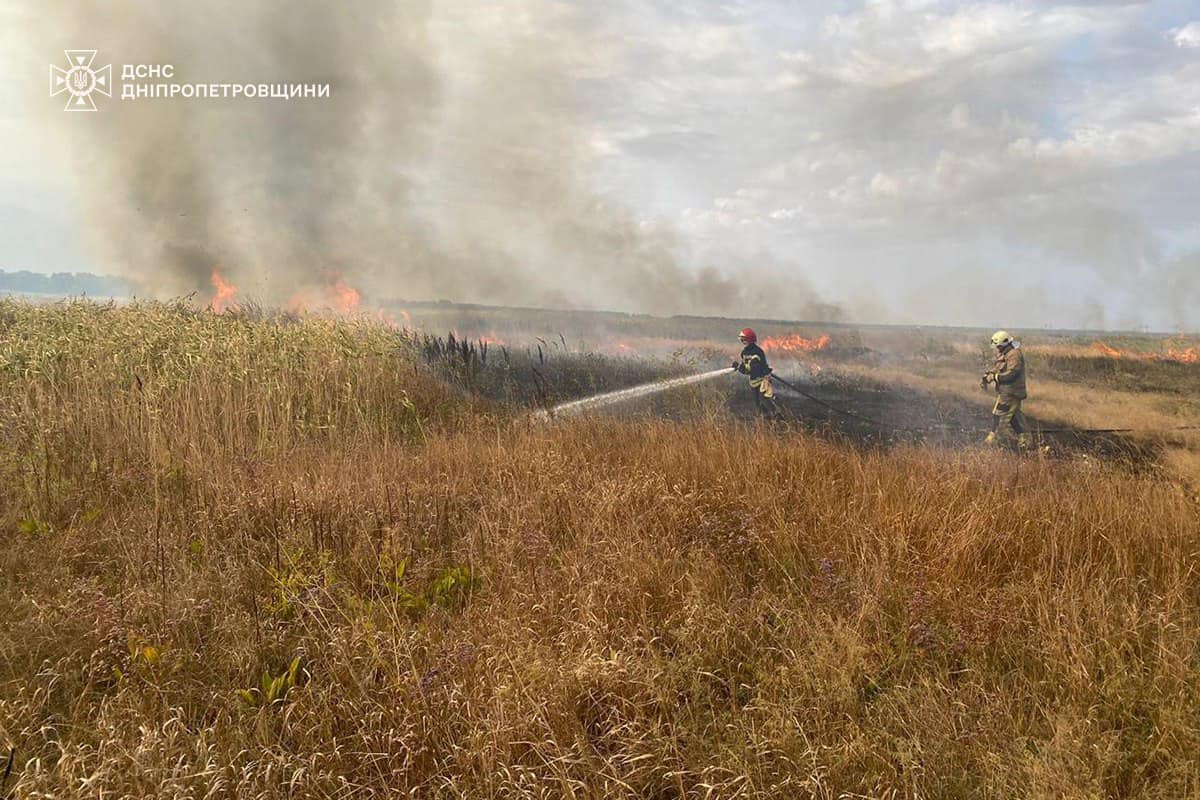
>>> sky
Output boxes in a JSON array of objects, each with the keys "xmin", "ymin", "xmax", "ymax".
[{"xmin": 2, "ymin": 0, "xmax": 1199, "ymax": 331}]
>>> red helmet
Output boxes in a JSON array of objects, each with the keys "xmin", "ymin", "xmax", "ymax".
[{"xmin": 738, "ymin": 327, "xmax": 756, "ymax": 343}]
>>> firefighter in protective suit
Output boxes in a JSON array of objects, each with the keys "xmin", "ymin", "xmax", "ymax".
[
  {"xmin": 733, "ymin": 328, "xmax": 781, "ymax": 417},
  {"xmin": 981, "ymin": 330, "xmax": 1032, "ymax": 449}
]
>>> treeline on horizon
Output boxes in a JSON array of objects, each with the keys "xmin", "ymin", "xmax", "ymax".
[{"xmin": 0, "ymin": 269, "xmax": 132, "ymax": 298}]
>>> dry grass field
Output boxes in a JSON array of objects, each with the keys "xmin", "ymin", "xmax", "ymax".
[{"xmin": 3, "ymin": 299, "xmax": 1200, "ymax": 798}]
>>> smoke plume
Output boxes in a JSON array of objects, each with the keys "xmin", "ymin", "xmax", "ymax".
[{"xmin": 29, "ymin": 0, "xmax": 839, "ymax": 320}]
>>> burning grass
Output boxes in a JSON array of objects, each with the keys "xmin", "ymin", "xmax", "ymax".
[
  {"xmin": 1090, "ymin": 340, "xmax": 1199, "ymax": 364},
  {"xmin": 1031, "ymin": 350, "xmax": 1200, "ymax": 397},
  {"xmin": 760, "ymin": 332, "xmax": 831, "ymax": 356},
  {"xmin": 2, "ymin": 300, "xmax": 1200, "ymax": 797},
  {"xmin": 209, "ymin": 269, "xmax": 238, "ymax": 313}
]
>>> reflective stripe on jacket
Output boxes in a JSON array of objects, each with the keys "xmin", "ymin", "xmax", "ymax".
[{"xmin": 738, "ymin": 344, "xmax": 771, "ymax": 380}]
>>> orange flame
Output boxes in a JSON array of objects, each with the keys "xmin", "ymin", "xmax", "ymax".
[
  {"xmin": 1092, "ymin": 341, "xmax": 1122, "ymax": 358},
  {"xmin": 761, "ymin": 333, "xmax": 831, "ymax": 355},
  {"xmin": 1166, "ymin": 347, "xmax": 1198, "ymax": 364},
  {"xmin": 370, "ymin": 309, "xmax": 402, "ymax": 328},
  {"xmin": 210, "ymin": 269, "xmax": 238, "ymax": 313},
  {"xmin": 329, "ymin": 276, "xmax": 361, "ymax": 313},
  {"xmin": 1093, "ymin": 341, "xmax": 1199, "ymax": 364},
  {"xmin": 281, "ymin": 274, "xmax": 363, "ymax": 316}
]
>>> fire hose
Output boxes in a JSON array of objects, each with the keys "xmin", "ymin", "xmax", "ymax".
[
  {"xmin": 538, "ymin": 365, "xmax": 1200, "ymax": 436},
  {"xmin": 765, "ymin": 371, "xmax": 929, "ymax": 431}
]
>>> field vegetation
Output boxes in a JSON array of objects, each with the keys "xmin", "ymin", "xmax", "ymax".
[{"xmin": 2, "ymin": 299, "xmax": 1200, "ymax": 798}]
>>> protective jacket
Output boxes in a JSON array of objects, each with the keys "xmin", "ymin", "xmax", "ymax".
[
  {"xmin": 993, "ymin": 346, "xmax": 1027, "ymax": 400},
  {"xmin": 737, "ymin": 344, "xmax": 771, "ymax": 380}
]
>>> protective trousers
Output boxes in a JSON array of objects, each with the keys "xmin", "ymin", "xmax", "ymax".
[{"xmin": 991, "ymin": 396, "xmax": 1031, "ymax": 449}]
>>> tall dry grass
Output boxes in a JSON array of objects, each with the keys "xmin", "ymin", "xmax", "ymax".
[{"xmin": 2, "ymin": 301, "xmax": 1200, "ymax": 798}]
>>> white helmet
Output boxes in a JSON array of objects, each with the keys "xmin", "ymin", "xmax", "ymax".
[{"xmin": 990, "ymin": 330, "xmax": 1013, "ymax": 348}]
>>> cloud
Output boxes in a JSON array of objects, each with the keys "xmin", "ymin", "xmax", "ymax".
[
  {"xmin": 1172, "ymin": 21, "xmax": 1200, "ymax": 47},
  {"xmin": 630, "ymin": 1, "xmax": 1200, "ymax": 330},
  {"xmin": 796, "ymin": 1, "xmax": 1131, "ymax": 88}
]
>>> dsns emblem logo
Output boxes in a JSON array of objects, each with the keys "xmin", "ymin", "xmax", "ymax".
[{"xmin": 50, "ymin": 50, "xmax": 112, "ymax": 111}]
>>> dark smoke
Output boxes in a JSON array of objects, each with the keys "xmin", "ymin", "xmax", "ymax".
[{"xmin": 31, "ymin": 0, "xmax": 840, "ymax": 320}]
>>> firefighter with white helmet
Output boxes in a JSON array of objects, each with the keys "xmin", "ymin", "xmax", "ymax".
[
  {"xmin": 733, "ymin": 327, "xmax": 781, "ymax": 417},
  {"xmin": 981, "ymin": 330, "xmax": 1031, "ymax": 449}
]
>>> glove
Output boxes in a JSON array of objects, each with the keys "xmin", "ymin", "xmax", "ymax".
[{"xmin": 731, "ymin": 360, "xmax": 740, "ymax": 371}]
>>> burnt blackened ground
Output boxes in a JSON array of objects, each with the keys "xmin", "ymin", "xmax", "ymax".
[
  {"xmin": 727, "ymin": 370, "xmax": 1161, "ymax": 468},
  {"xmin": 421, "ymin": 333, "xmax": 1164, "ymax": 469}
]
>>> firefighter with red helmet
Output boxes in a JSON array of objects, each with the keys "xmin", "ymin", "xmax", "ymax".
[{"xmin": 732, "ymin": 328, "xmax": 781, "ymax": 416}]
